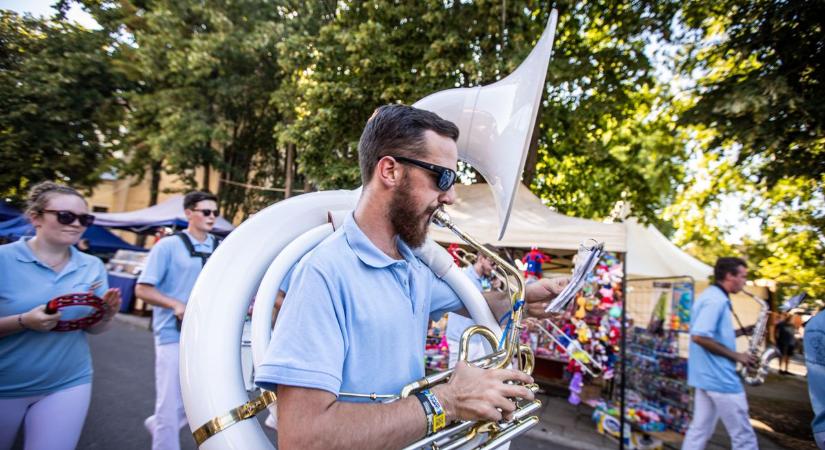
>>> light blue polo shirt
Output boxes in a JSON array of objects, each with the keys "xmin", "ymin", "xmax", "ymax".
[
  {"xmin": 255, "ymin": 214, "xmax": 462, "ymax": 399},
  {"xmin": 0, "ymin": 238, "xmax": 108, "ymax": 397},
  {"xmin": 138, "ymin": 232, "xmax": 215, "ymax": 346},
  {"xmin": 446, "ymin": 265, "xmax": 484, "ymax": 343},
  {"xmin": 804, "ymin": 312, "xmax": 825, "ymax": 434},
  {"xmin": 688, "ymin": 284, "xmax": 742, "ymax": 393}
]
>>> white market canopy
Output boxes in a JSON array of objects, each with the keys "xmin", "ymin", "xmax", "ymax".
[
  {"xmin": 625, "ymin": 218, "xmax": 712, "ymax": 280},
  {"xmin": 429, "ymin": 183, "xmax": 626, "ymax": 252},
  {"xmin": 93, "ymin": 195, "xmax": 235, "ymax": 234},
  {"xmin": 429, "ymin": 183, "xmax": 712, "ymax": 280}
]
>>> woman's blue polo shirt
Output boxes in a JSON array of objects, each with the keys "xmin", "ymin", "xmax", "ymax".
[{"xmin": 0, "ymin": 238, "xmax": 108, "ymax": 397}]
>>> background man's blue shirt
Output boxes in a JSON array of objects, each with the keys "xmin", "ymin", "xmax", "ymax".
[
  {"xmin": 0, "ymin": 238, "xmax": 108, "ymax": 397},
  {"xmin": 805, "ymin": 312, "xmax": 825, "ymax": 434},
  {"xmin": 255, "ymin": 214, "xmax": 462, "ymax": 398},
  {"xmin": 138, "ymin": 232, "xmax": 215, "ymax": 345},
  {"xmin": 688, "ymin": 284, "xmax": 743, "ymax": 393}
]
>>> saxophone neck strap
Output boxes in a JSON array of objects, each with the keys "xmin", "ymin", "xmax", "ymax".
[{"xmin": 716, "ymin": 283, "xmax": 746, "ymax": 331}]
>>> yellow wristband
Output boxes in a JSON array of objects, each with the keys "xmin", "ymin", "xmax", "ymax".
[{"xmin": 422, "ymin": 390, "xmax": 446, "ymax": 433}]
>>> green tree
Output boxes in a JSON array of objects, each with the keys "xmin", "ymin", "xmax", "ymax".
[
  {"xmin": 83, "ymin": 0, "xmax": 296, "ymax": 219},
  {"xmin": 665, "ymin": 0, "xmax": 825, "ymax": 301},
  {"xmin": 0, "ymin": 10, "xmax": 127, "ymax": 204},
  {"xmin": 677, "ymin": 0, "xmax": 825, "ymax": 187},
  {"xmin": 274, "ymin": 1, "xmax": 686, "ymax": 228}
]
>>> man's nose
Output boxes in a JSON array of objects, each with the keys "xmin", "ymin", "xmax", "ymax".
[{"xmin": 438, "ymin": 185, "xmax": 456, "ymax": 205}]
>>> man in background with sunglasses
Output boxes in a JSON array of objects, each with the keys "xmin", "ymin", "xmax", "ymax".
[
  {"xmin": 256, "ymin": 104, "xmax": 568, "ymax": 449},
  {"xmin": 136, "ymin": 191, "xmax": 219, "ymax": 450}
]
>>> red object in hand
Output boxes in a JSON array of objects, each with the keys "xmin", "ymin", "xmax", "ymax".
[{"xmin": 45, "ymin": 293, "xmax": 105, "ymax": 331}]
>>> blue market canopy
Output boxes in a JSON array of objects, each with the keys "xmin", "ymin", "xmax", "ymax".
[
  {"xmin": 93, "ymin": 195, "xmax": 234, "ymax": 234},
  {"xmin": 0, "ymin": 216, "xmax": 146, "ymax": 253},
  {"xmin": 0, "ymin": 202, "xmax": 20, "ymax": 222}
]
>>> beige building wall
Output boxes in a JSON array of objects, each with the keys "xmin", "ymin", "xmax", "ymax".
[
  {"xmin": 87, "ymin": 167, "xmax": 221, "ymax": 246},
  {"xmin": 88, "ymin": 167, "xmax": 220, "ymax": 214}
]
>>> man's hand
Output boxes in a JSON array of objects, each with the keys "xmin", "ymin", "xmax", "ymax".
[
  {"xmin": 21, "ymin": 304, "xmax": 61, "ymax": 332},
  {"xmin": 523, "ymin": 277, "xmax": 570, "ymax": 319},
  {"xmin": 172, "ymin": 301, "xmax": 186, "ymax": 321},
  {"xmin": 432, "ymin": 362, "xmax": 535, "ymax": 423},
  {"xmin": 735, "ymin": 352, "xmax": 759, "ymax": 368}
]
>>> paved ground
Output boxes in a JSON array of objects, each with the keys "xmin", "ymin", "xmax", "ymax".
[
  {"xmin": 11, "ymin": 315, "xmax": 815, "ymax": 449},
  {"xmin": 11, "ymin": 317, "xmax": 574, "ymax": 450}
]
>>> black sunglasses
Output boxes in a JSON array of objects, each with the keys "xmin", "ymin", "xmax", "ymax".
[
  {"xmin": 42, "ymin": 210, "xmax": 95, "ymax": 227},
  {"xmin": 193, "ymin": 208, "xmax": 220, "ymax": 217},
  {"xmin": 392, "ymin": 156, "xmax": 457, "ymax": 191}
]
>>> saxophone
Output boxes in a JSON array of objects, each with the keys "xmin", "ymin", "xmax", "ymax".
[{"xmin": 738, "ymin": 290, "xmax": 778, "ymax": 386}]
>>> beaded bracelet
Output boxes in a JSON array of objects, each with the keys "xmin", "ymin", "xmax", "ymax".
[{"xmin": 18, "ymin": 313, "xmax": 26, "ymax": 329}]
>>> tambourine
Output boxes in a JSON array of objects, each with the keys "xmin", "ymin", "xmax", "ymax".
[{"xmin": 45, "ymin": 292, "xmax": 105, "ymax": 332}]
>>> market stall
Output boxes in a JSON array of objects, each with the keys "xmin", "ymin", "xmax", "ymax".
[{"xmin": 426, "ymin": 183, "xmax": 724, "ymax": 448}]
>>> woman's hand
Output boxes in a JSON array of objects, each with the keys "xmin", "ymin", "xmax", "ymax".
[
  {"xmin": 99, "ymin": 288, "xmax": 122, "ymax": 322},
  {"xmin": 21, "ymin": 304, "xmax": 61, "ymax": 332}
]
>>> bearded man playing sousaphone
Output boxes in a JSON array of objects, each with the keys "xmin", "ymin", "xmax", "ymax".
[{"xmin": 255, "ymin": 104, "xmax": 568, "ymax": 449}]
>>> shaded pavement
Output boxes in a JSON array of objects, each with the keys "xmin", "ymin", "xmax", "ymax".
[{"xmin": 13, "ymin": 316, "xmax": 811, "ymax": 449}]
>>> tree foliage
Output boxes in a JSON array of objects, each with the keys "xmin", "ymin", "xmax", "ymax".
[
  {"xmin": 1, "ymin": 0, "xmax": 822, "ymax": 299},
  {"xmin": 0, "ymin": 10, "xmax": 127, "ymax": 204},
  {"xmin": 666, "ymin": 0, "xmax": 825, "ymax": 300},
  {"xmin": 677, "ymin": 0, "xmax": 825, "ymax": 186}
]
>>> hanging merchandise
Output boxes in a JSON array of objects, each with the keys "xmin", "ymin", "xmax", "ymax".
[
  {"xmin": 622, "ymin": 327, "xmax": 691, "ymax": 434},
  {"xmin": 530, "ymin": 250, "xmax": 624, "ymax": 407},
  {"xmin": 521, "ymin": 245, "xmax": 550, "ymax": 282},
  {"xmin": 670, "ymin": 281, "xmax": 693, "ymax": 332},
  {"xmin": 424, "ymin": 317, "xmax": 449, "ymax": 371},
  {"xmin": 647, "ymin": 291, "xmax": 668, "ymax": 335}
]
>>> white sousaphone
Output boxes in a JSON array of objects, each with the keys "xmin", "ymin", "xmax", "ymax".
[{"xmin": 180, "ymin": 10, "xmax": 559, "ymax": 450}]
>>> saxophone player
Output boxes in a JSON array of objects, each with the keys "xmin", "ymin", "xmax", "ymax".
[
  {"xmin": 254, "ymin": 104, "xmax": 568, "ymax": 450},
  {"xmin": 683, "ymin": 257, "xmax": 760, "ymax": 450}
]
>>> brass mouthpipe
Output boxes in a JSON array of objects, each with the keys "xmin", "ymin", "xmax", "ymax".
[{"xmin": 431, "ymin": 209, "xmax": 527, "ymax": 371}]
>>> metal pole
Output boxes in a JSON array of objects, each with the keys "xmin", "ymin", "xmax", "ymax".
[{"xmin": 619, "ymin": 251, "xmax": 627, "ymax": 450}]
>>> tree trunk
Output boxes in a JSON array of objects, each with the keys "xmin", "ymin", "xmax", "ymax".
[
  {"xmin": 137, "ymin": 160, "xmax": 163, "ymax": 248},
  {"xmin": 522, "ymin": 108, "xmax": 543, "ymax": 187},
  {"xmin": 202, "ymin": 161, "xmax": 211, "ymax": 192},
  {"xmin": 284, "ymin": 143, "xmax": 295, "ymax": 199},
  {"xmin": 149, "ymin": 160, "xmax": 161, "ymax": 207}
]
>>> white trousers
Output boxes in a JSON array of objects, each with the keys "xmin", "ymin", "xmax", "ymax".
[
  {"xmin": 0, "ymin": 383, "xmax": 91, "ymax": 450},
  {"xmin": 145, "ymin": 342, "xmax": 187, "ymax": 450},
  {"xmin": 682, "ymin": 388, "xmax": 758, "ymax": 450}
]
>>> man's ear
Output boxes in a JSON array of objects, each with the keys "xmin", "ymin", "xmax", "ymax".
[{"xmin": 375, "ymin": 156, "xmax": 402, "ymax": 188}]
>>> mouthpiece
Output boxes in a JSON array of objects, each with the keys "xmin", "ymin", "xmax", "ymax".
[{"xmin": 431, "ymin": 208, "xmax": 451, "ymax": 228}]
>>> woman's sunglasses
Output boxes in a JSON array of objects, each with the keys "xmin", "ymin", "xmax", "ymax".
[
  {"xmin": 392, "ymin": 156, "xmax": 457, "ymax": 191},
  {"xmin": 42, "ymin": 209, "xmax": 96, "ymax": 227}
]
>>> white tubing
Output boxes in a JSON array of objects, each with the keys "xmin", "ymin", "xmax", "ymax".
[
  {"xmin": 180, "ymin": 189, "xmax": 357, "ymax": 450},
  {"xmin": 251, "ymin": 223, "xmax": 335, "ymax": 367},
  {"xmin": 181, "ymin": 189, "xmax": 504, "ymax": 450}
]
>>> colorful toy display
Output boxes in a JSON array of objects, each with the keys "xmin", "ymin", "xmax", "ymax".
[
  {"xmin": 670, "ymin": 281, "xmax": 693, "ymax": 332},
  {"xmin": 521, "ymin": 246, "xmax": 549, "ymax": 281},
  {"xmin": 526, "ymin": 251, "xmax": 625, "ymax": 408},
  {"xmin": 623, "ymin": 327, "xmax": 692, "ymax": 433},
  {"xmin": 424, "ymin": 322, "xmax": 449, "ymax": 371}
]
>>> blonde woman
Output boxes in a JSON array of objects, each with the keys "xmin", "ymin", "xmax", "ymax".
[{"xmin": 0, "ymin": 181, "xmax": 121, "ymax": 450}]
